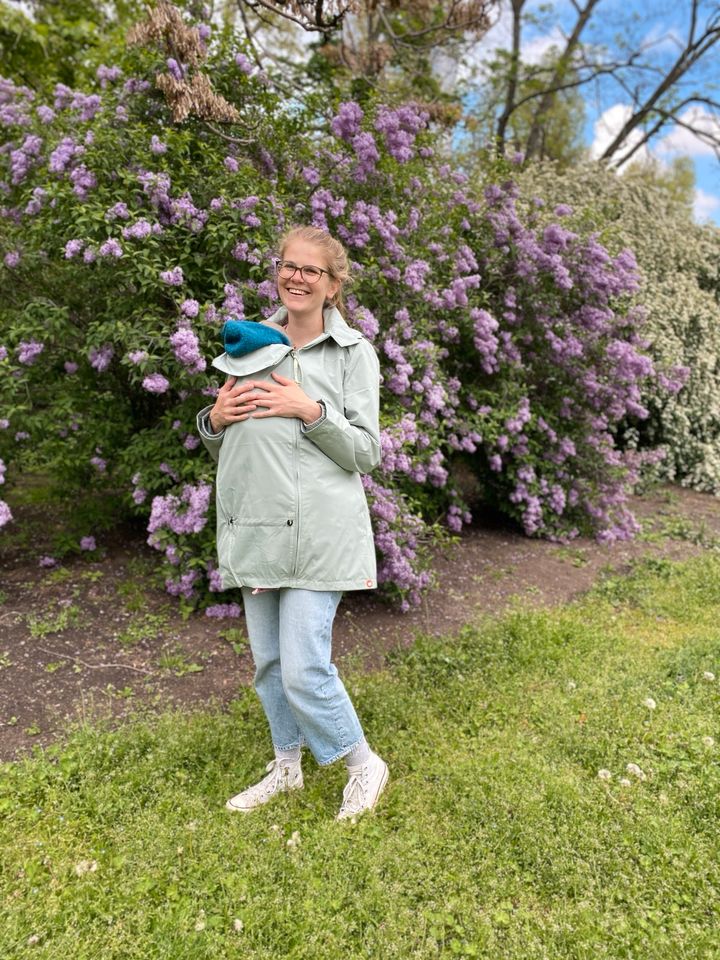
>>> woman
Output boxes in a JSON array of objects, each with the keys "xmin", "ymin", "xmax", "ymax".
[{"xmin": 196, "ymin": 225, "xmax": 389, "ymax": 822}]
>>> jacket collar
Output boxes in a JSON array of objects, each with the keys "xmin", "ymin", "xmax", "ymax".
[
  {"xmin": 265, "ymin": 304, "xmax": 363, "ymax": 347},
  {"xmin": 210, "ymin": 306, "xmax": 364, "ymax": 377}
]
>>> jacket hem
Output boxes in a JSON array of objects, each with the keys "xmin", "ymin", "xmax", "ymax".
[{"xmin": 221, "ymin": 575, "xmax": 377, "ymax": 591}]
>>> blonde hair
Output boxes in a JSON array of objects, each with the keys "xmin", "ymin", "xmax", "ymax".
[{"xmin": 278, "ymin": 225, "xmax": 351, "ymax": 316}]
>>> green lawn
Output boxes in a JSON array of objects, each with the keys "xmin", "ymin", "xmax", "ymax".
[{"xmin": 2, "ymin": 553, "xmax": 720, "ymax": 959}]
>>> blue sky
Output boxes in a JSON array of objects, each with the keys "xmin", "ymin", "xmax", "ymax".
[{"xmin": 465, "ymin": 0, "xmax": 720, "ymax": 225}]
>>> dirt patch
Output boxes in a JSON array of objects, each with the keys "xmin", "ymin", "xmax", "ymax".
[{"xmin": 1, "ymin": 483, "xmax": 719, "ymax": 762}]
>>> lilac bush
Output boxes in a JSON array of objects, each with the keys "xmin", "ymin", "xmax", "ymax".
[{"xmin": 0, "ymin": 5, "xmax": 680, "ymax": 607}]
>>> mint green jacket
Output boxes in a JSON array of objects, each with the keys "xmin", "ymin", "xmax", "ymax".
[{"xmin": 196, "ymin": 306, "xmax": 381, "ymax": 592}]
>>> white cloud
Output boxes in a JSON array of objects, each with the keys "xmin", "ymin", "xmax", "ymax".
[
  {"xmin": 589, "ymin": 103, "xmax": 653, "ymax": 170},
  {"xmin": 693, "ymin": 187, "xmax": 720, "ymax": 222},
  {"xmin": 655, "ymin": 106, "xmax": 720, "ymax": 158}
]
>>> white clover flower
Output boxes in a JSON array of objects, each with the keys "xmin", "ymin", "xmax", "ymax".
[
  {"xmin": 176, "ymin": 846, "xmax": 184, "ymax": 855},
  {"xmin": 566, "ymin": 680, "xmax": 577, "ymax": 691},
  {"xmin": 597, "ymin": 769, "xmax": 612, "ymax": 781},
  {"xmin": 270, "ymin": 824, "xmax": 281, "ymax": 833},
  {"xmin": 703, "ymin": 671, "xmax": 715, "ymax": 681},
  {"xmin": 194, "ymin": 909, "xmax": 206, "ymax": 931},
  {"xmin": 27, "ymin": 934, "xmax": 40, "ymax": 945},
  {"xmin": 186, "ymin": 821, "xmax": 198, "ymax": 832},
  {"xmin": 619, "ymin": 778, "xmax": 631, "ymax": 787},
  {"xmin": 702, "ymin": 736, "xmax": 715, "ymax": 747},
  {"xmin": 74, "ymin": 859, "xmax": 98, "ymax": 876},
  {"xmin": 233, "ymin": 919, "xmax": 244, "ymax": 933},
  {"xmin": 626, "ymin": 763, "xmax": 646, "ymax": 780},
  {"xmin": 286, "ymin": 830, "xmax": 301, "ymax": 849},
  {"xmin": 643, "ymin": 697, "xmax": 656, "ymax": 710}
]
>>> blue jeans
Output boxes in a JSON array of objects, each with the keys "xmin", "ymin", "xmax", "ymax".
[{"xmin": 241, "ymin": 588, "xmax": 365, "ymax": 766}]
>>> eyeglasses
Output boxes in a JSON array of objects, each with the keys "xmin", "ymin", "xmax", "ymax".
[{"xmin": 274, "ymin": 259, "xmax": 330, "ymax": 284}]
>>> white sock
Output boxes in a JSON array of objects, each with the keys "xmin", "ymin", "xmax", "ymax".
[
  {"xmin": 344, "ymin": 738, "xmax": 371, "ymax": 769},
  {"xmin": 275, "ymin": 745, "xmax": 301, "ymax": 764}
]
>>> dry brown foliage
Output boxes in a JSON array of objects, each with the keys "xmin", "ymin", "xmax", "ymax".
[{"xmin": 127, "ymin": 1, "xmax": 241, "ymax": 124}]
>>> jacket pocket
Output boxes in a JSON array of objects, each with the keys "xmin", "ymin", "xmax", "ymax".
[{"xmin": 222, "ymin": 515, "xmax": 297, "ymax": 581}]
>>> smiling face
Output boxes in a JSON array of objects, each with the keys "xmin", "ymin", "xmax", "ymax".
[{"xmin": 276, "ymin": 238, "xmax": 340, "ymax": 323}]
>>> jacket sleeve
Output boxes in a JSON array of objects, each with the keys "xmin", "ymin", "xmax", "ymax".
[
  {"xmin": 196, "ymin": 404, "xmax": 225, "ymax": 464},
  {"xmin": 301, "ymin": 338, "xmax": 381, "ymax": 473}
]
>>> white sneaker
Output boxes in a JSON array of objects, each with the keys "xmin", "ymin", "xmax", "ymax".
[
  {"xmin": 225, "ymin": 758, "xmax": 303, "ymax": 812},
  {"xmin": 336, "ymin": 751, "xmax": 389, "ymax": 822}
]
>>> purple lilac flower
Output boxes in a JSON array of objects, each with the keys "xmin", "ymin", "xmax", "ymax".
[
  {"xmin": 64, "ymin": 238, "xmax": 84, "ymax": 258},
  {"xmin": 17, "ymin": 339, "xmax": 44, "ymax": 365},
  {"xmin": 207, "ymin": 564, "xmax": 223, "ymax": 592},
  {"xmin": 64, "ymin": 361, "xmax": 78, "ymax": 374},
  {"xmin": 205, "ymin": 603, "xmax": 242, "ymax": 618},
  {"xmin": 127, "ymin": 350, "xmax": 147, "ymax": 365},
  {"xmin": 148, "ymin": 482, "xmax": 212, "ymax": 536},
  {"xmin": 106, "ymin": 201, "xmax": 130, "ymax": 220},
  {"xmin": 83, "ymin": 247, "xmax": 96, "ymax": 263},
  {"xmin": 170, "ymin": 326, "xmax": 206, "ymax": 373},
  {"xmin": 224, "ymin": 156, "xmax": 239, "ymax": 173},
  {"xmin": 160, "ymin": 266, "xmax": 184, "ymax": 286},
  {"xmin": 143, "ymin": 373, "xmax": 170, "ymax": 394},
  {"xmin": 150, "ymin": 135, "xmax": 167, "ymax": 154},
  {"xmin": 122, "ymin": 219, "xmax": 153, "ymax": 240},
  {"xmin": 90, "ymin": 456, "xmax": 106, "ymax": 473},
  {"xmin": 331, "ymin": 101, "xmax": 364, "ymax": 141},
  {"xmin": 96, "ymin": 64, "xmax": 122, "ymax": 87},
  {"xmin": 37, "ymin": 105, "xmax": 55, "ymax": 124},
  {"xmin": 183, "ymin": 435, "xmax": 200, "ymax": 450},
  {"xmin": 89, "ymin": 344, "xmax": 114, "ymax": 372},
  {"xmin": 99, "ymin": 239, "xmax": 123, "ymax": 258},
  {"xmin": 15, "ymin": 432, "xmax": 29, "ymax": 441},
  {"xmin": 0, "ymin": 419, "xmax": 8, "ymax": 429},
  {"xmin": 79, "ymin": 535, "xmax": 96, "ymax": 550},
  {"xmin": 165, "ymin": 570, "xmax": 199, "ymax": 599},
  {"xmin": 235, "ymin": 53, "xmax": 254, "ymax": 74},
  {"xmin": 38, "ymin": 554, "xmax": 58, "ymax": 567},
  {"xmin": 4, "ymin": 251, "xmax": 20, "ymax": 268},
  {"xmin": 180, "ymin": 299, "xmax": 200, "ymax": 318},
  {"xmin": 403, "ymin": 260, "xmax": 431, "ymax": 291}
]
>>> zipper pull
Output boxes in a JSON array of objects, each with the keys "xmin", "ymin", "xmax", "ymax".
[{"xmin": 290, "ymin": 349, "xmax": 301, "ymax": 383}]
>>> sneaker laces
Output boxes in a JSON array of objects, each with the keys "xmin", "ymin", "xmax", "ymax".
[
  {"xmin": 339, "ymin": 767, "xmax": 368, "ymax": 816},
  {"xmin": 248, "ymin": 759, "xmax": 294, "ymax": 802}
]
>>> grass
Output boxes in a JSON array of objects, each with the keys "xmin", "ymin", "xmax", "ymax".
[{"xmin": 2, "ymin": 553, "xmax": 720, "ymax": 958}]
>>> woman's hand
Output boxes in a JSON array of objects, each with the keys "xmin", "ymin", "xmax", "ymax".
[
  {"xmin": 209, "ymin": 376, "xmax": 258, "ymax": 432},
  {"xmin": 246, "ymin": 372, "xmax": 322, "ymax": 424}
]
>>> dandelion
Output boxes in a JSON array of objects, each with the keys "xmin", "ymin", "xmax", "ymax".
[
  {"xmin": 703, "ymin": 671, "xmax": 715, "ymax": 681},
  {"xmin": 702, "ymin": 736, "xmax": 714, "ymax": 748},
  {"xmin": 643, "ymin": 697, "xmax": 656, "ymax": 710},
  {"xmin": 597, "ymin": 769, "xmax": 612, "ymax": 781},
  {"xmin": 626, "ymin": 763, "xmax": 646, "ymax": 780}
]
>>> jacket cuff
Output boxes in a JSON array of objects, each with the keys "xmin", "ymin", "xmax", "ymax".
[
  {"xmin": 300, "ymin": 399, "xmax": 327, "ymax": 433},
  {"xmin": 197, "ymin": 405, "xmax": 225, "ymax": 441}
]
